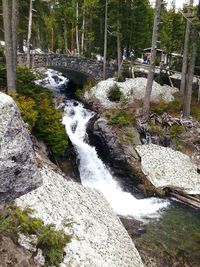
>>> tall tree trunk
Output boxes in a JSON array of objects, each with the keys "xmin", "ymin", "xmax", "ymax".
[
  {"xmin": 183, "ymin": 29, "xmax": 198, "ymax": 118},
  {"xmin": 103, "ymin": 0, "xmax": 108, "ymax": 80},
  {"xmin": 64, "ymin": 21, "xmax": 68, "ymax": 54},
  {"xmin": 117, "ymin": 0, "xmax": 121, "ymax": 77},
  {"xmin": 51, "ymin": 27, "xmax": 54, "ymax": 52},
  {"xmin": 76, "ymin": 1, "xmax": 80, "ymax": 55},
  {"xmin": 142, "ymin": 0, "xmax": 162, "ymax": 122},
  {"xmin": 180, "ymin": 0, "xmax": 193, "ymax": 95},
  {"xmin": 81, "ymin": 0, "xmax": 85, "ymax": 55},
  {"xmin": 12, "ymin": 0, "xmax": 18, "ymax": 70},
  {"xmin": 27, "ymin": 0, "xmax": 33, "ymax": 67},
  {"xmin": 2, "ymin": 0, "xmax": 17, "ymax": 93}
]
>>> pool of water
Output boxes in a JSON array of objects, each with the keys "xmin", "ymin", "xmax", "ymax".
[{"xmin": 137, "ymin": 200, "xmax": 200, "ymax": 266}]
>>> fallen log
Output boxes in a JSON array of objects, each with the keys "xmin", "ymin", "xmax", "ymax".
[{"xmin": 170, "ymin": 189, "xmax": 200, "ymax": 209}]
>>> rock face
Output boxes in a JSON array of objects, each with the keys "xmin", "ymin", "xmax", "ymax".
[
  {"xmin": 136, "ymin": 144, "xmax": 200, "ymax": 194},
  {"xmin": 86, "ymin": 116, "xmax": 142, "ymax": 188},
  {"xmin": 0, "ymin": 93, "xmax": 41, "ymax": 202},
  {"xmin": 0, "ymin": 236, "xmax": 36, "ymax": 267},
  {"xmin": 16, "ymin": 159, "xmax": 144, "ymax": 267},
  {"xmin": 85, "ymin": 77, "xmax": 178, "ymax": 109}
]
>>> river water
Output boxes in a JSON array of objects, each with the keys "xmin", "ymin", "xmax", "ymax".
[
  {"xmin": 62, "ymin": 100, "xmax": 169, "ymax": 221},
  {"xmin": 42, "ymin": 68, "xmax": 200, "ymax": 266}
]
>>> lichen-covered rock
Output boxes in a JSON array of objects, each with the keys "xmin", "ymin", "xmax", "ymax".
[
  {"xmin": 85, "ymin": 78, "xmax": 177, "ymax": 109},
  {"xmin": 0, "ymin": 93, "xmax": 41, "ymax": 202},
  {"xmin": 136, "ymin": 144, "xmax": 200, "ymax": 194},
  {"xmin": 16, "ymin": 160, "xmax": 144, "ymax": 267}
]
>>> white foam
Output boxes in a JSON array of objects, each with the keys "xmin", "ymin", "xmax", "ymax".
[
  {"xmin": 62, "ymin": 101, "xmax": 169, "ymax": 221},
  {"xmin": 35, "ymin": 68, "xmax": 69, "ymax": 91}
]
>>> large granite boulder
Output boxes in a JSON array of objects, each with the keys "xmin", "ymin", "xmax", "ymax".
[
  {"xmin": 136, "ymin": 144, "xmax": 200, "ymax": 194},
  {"xmin": 84, "ymin": 77, "xmax": 178, "ymax": 109},
  {"xmin": 0, "ymin": 92, "xmax": 41, "ymax": 202},
  {"xmin": 16, "ymin": 158, "xmax": 144, "ymax": 267}
]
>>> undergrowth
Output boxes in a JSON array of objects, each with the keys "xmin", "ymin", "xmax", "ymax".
[
  {"xmin": 10, "ymin": 67, "xmax": 68, "ymax": 158},
  {"xmin": 107, "ymin": 84, "xmax": 123, "ymax": 102},
  {"xmin": 75, "ymin": 81, "xmax": 95, "ymax": 100},
  {"xmin": 151, "ymin": 99, "xmax": 182, "ymax": 115},
  {"xmin": 105, "ymin": 110, "xmax": 135, "ymax": 127},
  {"xmin": 0, "ymin": 204, "xmax": 71, "ymax": 266}
]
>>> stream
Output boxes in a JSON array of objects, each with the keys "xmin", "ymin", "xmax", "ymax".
[
  {"xmin": 62, "ymin": 100, "xmax": 169, "ymax": 221},
  {"xmin": 42, "ymin": 69, "xmax": 200, "ymax": 266}
]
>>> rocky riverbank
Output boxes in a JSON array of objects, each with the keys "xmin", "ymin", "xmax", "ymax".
[
  {"xmin": 0, "ymin": 91, "xmax": 144, "ymax": 266},
  {"xmin": 82, "ymin": 77, "xmax": 200, "ymax": 206}
]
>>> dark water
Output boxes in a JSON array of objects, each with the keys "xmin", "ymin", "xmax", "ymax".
[{"xmin": 138, "ymin": 200, "xmax": 200, "ymax": 266}]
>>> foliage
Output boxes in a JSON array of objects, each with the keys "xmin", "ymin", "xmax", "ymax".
[
  {"xmin": 34, "ymin": 96, "xmax": 68, "ymax": 158},
  {"xmin": 105, "ymin": 110, "xmax": 135, "ymax": 127},
  {"xmin": 17, "ymin": 67, "xmax": 43, "ymax": 97},
  {"xmin": 107, "ymin": 84, "xmax": 123, "ymax": 102},
  {"xmin": 167, "ymin": 99, "xmax": 182, "ymax": 113},
  {"xmin": 11, "ymin": 94, "xmax": 38, "ymax": 130},
  {"xmin": 191, "ymin": 106, "xmax": 200, "ymax": 121},
  {"xmin": 151, "ymin": 101, "xmax": 168, "ymax": 115},
  {"xmin": 148, "ymin": 123, "xmax": 164, "ymax": 136},
  {"xmin": 16, "ymin": 67, "xmax": 68, "ymax": 158},
  {"xmin": 75, "ymin": 81, "xmax": 95, "ymax": 100},
  {"xmin": 0, "ymin": 204, "xmax": 71, "ymax": 266},
  {"xmin": 173, "ymin": 138, "xmax": 183, "ymax": 151},
  {"xmin": 169, "ymin": 125, "xmax": 185, "ymax": 138},
  {"xmin": 37, "ymin": 224, "xmax": 70, "ymax": 266},
  {"xmin": 0, "ymin": 64, "xmax": 7, "ymax": 91},
  {"xmin": 151, "ymin": 99, "xmax": 182, "ymax": 115}
]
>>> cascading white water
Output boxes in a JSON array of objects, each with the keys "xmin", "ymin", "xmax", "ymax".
[{"xmin": 63, "ymin": 100, "xmax": 169, "ymax": 221}]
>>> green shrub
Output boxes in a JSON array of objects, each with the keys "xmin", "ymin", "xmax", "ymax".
[
  {"xmin": 0, "ymin": 64, "xmax": 7, "ymax": 91},
  {"xmin": 173, "ymin": 138, "xmax": 183, "ymax": 151},
  {"xmin": 11, "ymin": 93, "xmax": 38, "ymax": 130},
  {"xmin": 33, "ymin": 96, "xmax": 68, "ymax": 158},
  {"xmin": 37, "ymin": 224, "xmax": 70, "ymax": 266},
  {"xmin": 107, "ymin": 84, "xmax": 123, "ymax": 102},
  {"xmin": 116, "ymin": 75, "xmax": 125, "ymax": 82},
  {"xmin": 169, "ymin": 125, "xmax": 185, "ymax": 138},
  {"xmin": 106, "ymin": 110, "xmax": 134, "ymax": 127},
  {"xmin": 15, "ymin": 67, "xmax": 68, "ymax": 158},
  {"xmin": 151, "ymin": 99, "xmax": 182, "ymax": 115},
  {"xmin": 0, "ymin": 205, "xmax": 71, "ymax": 266},
  {"xmin": 167, "ymin": 99, "xmax": 182, "ymax": 112},
  {"xmin": 75, "ymin": 81, "xmax": 95, "ymax": 100},
  {"xmin": 148, "ymin": 123, "xmax": 164, "ymax": 136},
  {"xmin": 151, "ymin": 101, "xmax": 168, "ymax": 115},
  {"xmin": 191, "ymin": 106, "xmax": 200, "ymax": 121}
]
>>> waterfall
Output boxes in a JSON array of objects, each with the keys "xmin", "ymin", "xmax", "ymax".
[{"xmin": 62, "ymin": 100, "xmax": 169, "ymax": 221}]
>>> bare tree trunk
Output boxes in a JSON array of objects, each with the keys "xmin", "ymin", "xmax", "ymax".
[
  {"xmin": 71, "ymin": 23, "xmax": 74, "ymax": 52},
  {"xmin": 64, "ymin": 22, "xmax": 68, "ymax": 54},
  {"xmin": 142, "ymin": 0, "xmax": 162, "ymax": 122},
  {"xmin": 180, "ymin": 0, "xmax": 193, "ymax": 95},
  {"xmin": 51, "ymin": 27, "xmax": 54, "ymax": 52},
  {"xmin": 12, "ymin": 0, "xmax": 18, "ymax": 70},
  {"xmin": 76, "ymin": 1, "xmax": 80, "ymax": 55},
  {"xmin": 117, "ymin": 0, "xmax": 121, "ymax": 78},
  {"xmin": 183, "ymin": 29, "xmax": 198, "ymax": 118},
  {"xmin": 2, "ymin": 0, "xmax": 17, "ymax": 93},
  {"xmin": 103, "ymin": 0, "xmax": 108, "ymax": 80},
  {"xmin": 27, "ymin": 0, "xmax": 33, "ymax": 67},
  {"xmin": 81, "ymin": 0, "xmax": 86, "ymax": 55}
]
